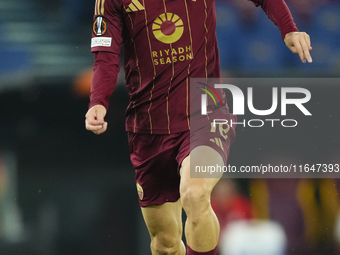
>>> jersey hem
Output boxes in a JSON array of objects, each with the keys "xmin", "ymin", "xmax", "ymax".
[{"xmin": 126, "ymin": 125, "xmax": 190, "ymax": 134}]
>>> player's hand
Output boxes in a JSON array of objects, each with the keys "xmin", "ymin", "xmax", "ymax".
[
  {"xmin": 85, "ymin": 104, "xmax": 108, "ymax": 135},
  {"xmin": 284, "ymin": 32, "xmax": 312, "ymax": 63}
]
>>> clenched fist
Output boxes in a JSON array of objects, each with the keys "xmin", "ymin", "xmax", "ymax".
[{"xmin": 85, "ymin": 105, "xmax": 108, "ymax": 135}]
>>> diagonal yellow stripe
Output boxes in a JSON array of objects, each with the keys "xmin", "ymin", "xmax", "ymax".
[
  {"xmin": 129, "ymin": 3, "xmax": 138, "ymax": 11},
  {"xmin": 217, "ymin": 138, "xmax": 224, "ymax": 151},
  {"xmin": 132, "ymin": 0, "xmax": 145, "ymax": 10}
]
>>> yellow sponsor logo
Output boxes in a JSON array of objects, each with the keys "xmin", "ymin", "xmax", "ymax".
[
  {"xmin": 152, "ymin": 45, "xmax": 193, "ymax": 65},
  {"xmin": 152, "ymin": 13, "xmax": 184, "ymax": 44},
  {"xmin": 126, "ymin": 0, "xmax": 145, "ymax": 12}
]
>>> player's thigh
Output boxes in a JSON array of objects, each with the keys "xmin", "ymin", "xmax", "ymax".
[
  {"xmin": 141, "ymin": 199, "xmax": 183, "ymax": 240},
  {"xmin": 180, "ymin": 146, "xmax": 224, "ymax": 197}
]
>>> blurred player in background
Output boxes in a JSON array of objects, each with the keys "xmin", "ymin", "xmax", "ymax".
[{"xmin": 85, "ymin": 0, "xmax": 312, "ymax": 254}]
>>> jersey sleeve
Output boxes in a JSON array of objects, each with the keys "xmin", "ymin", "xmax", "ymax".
[
  {"xmin": 89, "ymin": 51, "xmax": 120, "ymax": 110},
  {"xmin": 249, "ymin": 0, "xmax": 299, "ymax": 40},
  {"xmin": 91, "ymin": 0, "xmax": 123, "ymax": 54}
]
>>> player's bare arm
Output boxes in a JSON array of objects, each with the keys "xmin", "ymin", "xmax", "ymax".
[
  {"xmin": 85, "ymin": 104, "xmax": 108, "ymax": 135},
  {"xmin": 284, "ymin": 31, "xmax": 313, "ymax": 63}
]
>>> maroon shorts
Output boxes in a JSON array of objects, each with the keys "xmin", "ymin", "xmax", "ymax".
[
  {"xmin": 128, "ymin": 108, "xmax": 236, "ymax": 207},
  {"xmin": 190, "ymin": 106, "xmax": 237, "ymax": 166}
]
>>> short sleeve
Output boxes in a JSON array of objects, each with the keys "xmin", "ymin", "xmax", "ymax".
[{"xmin": 91, "ymin": 0, "xmax": 123, "ymax": 54}]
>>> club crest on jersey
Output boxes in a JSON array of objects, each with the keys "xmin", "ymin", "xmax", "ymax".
[
  {"xmin": 136, "ymin": 183, "xmax": 144, "ymax": 200},
  {"xmin": 93, "ymin": 16, "xmax": 108, "ymax": 36}
]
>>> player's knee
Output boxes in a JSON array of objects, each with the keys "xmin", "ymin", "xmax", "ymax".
[
  {"xmin": 150, "ymin": 234, "xmax": 182, "ymax": 255},
  {"xmin": 181, "ymin": 185, "xmax": 210, "ymax": 217}
]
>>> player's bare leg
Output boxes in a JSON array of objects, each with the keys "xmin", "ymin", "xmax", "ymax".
[
  {"xmin": 141, "ymin": 200, "xmax": 185, "ymax": 255},
  {"xmin": 180, "ymin": 146, "xmax": 223, "ymax": 254}
]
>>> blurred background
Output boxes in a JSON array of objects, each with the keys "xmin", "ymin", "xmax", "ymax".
[{"xmin": 0, "ymin": 0, "xmax": 339, "ymax": 254}]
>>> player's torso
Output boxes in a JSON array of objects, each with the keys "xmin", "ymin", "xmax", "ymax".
[
  {"xmin": 118, "ymin": 0, "xmax": 219, "ymax": 80},
  {"xmin": 120, "ymin": 0, "xmax": 215, "ymax": 50},
  {"xmin": 112, "ymin": 0, "xmax": 220, "ymax": 134}
]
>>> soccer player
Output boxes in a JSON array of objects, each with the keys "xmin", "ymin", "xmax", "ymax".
[{"xmin": 85, "ymin": 0, "xmax": 312, "ymax": 254}]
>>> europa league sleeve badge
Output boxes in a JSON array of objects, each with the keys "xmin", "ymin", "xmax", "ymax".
[{"xmin": 93, "ymin": 16, "xmax": 108, "ymax": 36}]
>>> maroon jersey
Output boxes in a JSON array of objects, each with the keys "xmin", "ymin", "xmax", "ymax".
[
  {"xmin": 91, "ymin": 0, "xmax": 223, "ymax": 134},
  {"xmin": 90, "ymin": 0, "xmax": 298, "ymax": 134}
]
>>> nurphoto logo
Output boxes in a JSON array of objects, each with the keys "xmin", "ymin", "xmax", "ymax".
[{"xmin": 199, "ymin": 83, "xmax": 312, "ymax": 128}]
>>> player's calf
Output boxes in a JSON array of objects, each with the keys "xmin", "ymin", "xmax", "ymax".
[
  {"xmin": 180, "ymin": 183, "xmax": 219, "ymax": 252},
  {"xmin": 180, "ymin": 153, "xmax": 222, "ymax": 254}
]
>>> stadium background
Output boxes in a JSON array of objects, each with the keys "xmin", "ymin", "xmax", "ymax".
[{"xmin": 0, "ymin": 0, "xmax": 339, "ymax": 254}]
